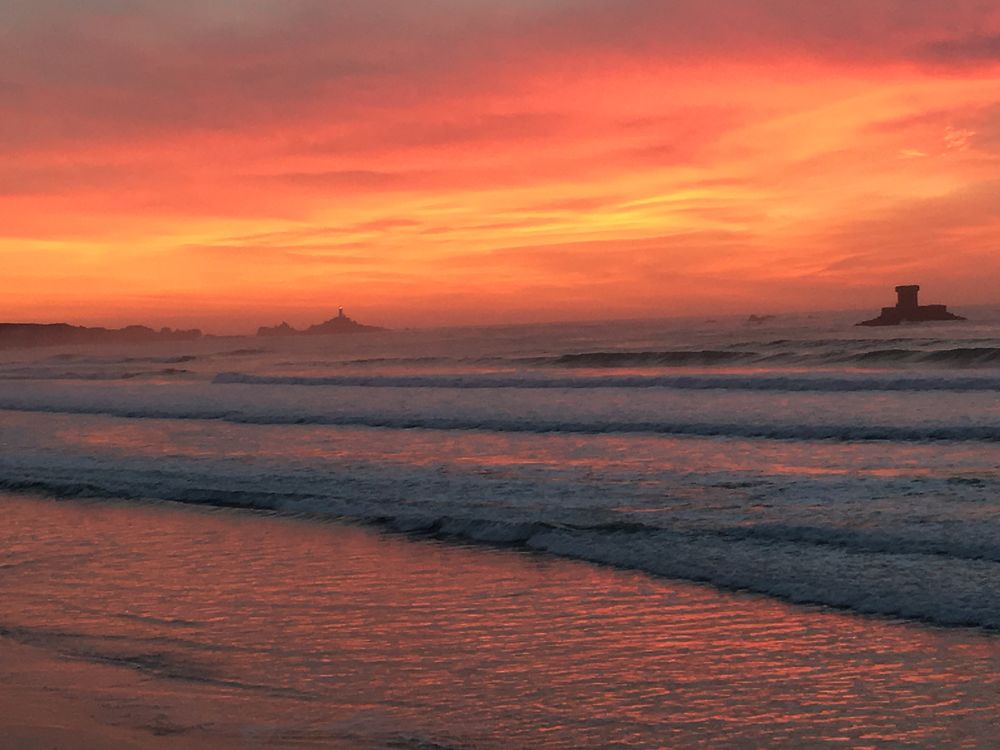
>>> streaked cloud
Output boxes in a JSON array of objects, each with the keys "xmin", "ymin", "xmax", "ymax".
[{"xmin": 0, "ymin": 0, "xmax": 998, "ymax": 329}]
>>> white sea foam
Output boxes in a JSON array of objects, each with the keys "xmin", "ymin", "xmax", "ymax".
[
  {"xmin": 213, "ymin": 371, "xmax": 1000, "ymax": 392},
  {"xmin": 0, "ymin": 397, "xmax": 998, "ymax": 441}
]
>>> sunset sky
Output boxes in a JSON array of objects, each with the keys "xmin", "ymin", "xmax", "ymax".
[{"xmin": 2, "ymin": 0, "xmax": 999, "ymax": 330}]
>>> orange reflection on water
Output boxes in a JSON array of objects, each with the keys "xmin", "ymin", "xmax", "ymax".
[
  {"xmin": 52, "ymin": 417, "xmax": 997, "ymax": 481},
  {"xmin": 0, "ymin": 493, "xmax": 997, "ymax": 749}
]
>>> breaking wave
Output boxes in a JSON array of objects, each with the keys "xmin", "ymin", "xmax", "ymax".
[
  {"xmin": 2, "ymin": 474, "xmax": 997, "ymax": 631},
  {"xmin": 553, "ymin": 351, "xmax": 760, "ymax": 366},
  {"xmin": 0, "ymin": 368, "xmax": 193, "ymax": 381},
  {"xmin": 1, "ymin": 400, "xmax": 999, "ymax": 441},
  {"xmin": 40, "ymin": 354, "xmax": 199, "ymax": 365},
  {"xmin": 213, "ymin": 371, "xmax": 1000, "ymax": 392},
  {"xmin": 851, "ymin": 347, "xmax": 1000, "ymax": 366},
  {"xmin": 546, "ymin": 347, "xmax": 1000, "ymax": 368},
  {"xmin": 175, "ymin": 343, "xmax": 1000, "ymax": 373}
]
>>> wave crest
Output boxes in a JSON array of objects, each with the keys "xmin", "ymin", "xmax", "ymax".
[{"xmin": 212, "ymin": 371, "xmax": 1000, "ymax": 392}]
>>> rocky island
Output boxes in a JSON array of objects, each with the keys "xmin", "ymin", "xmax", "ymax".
[
  {"xmin": 0, "ymin": 323, "xmax": 202, "ymax": 349},
  {"xmin": 857, "ymin": 285, "xmax": 966, "ymax": 326},
  {"xmin": 257, "ymin": 308, "xmax": 385, "ymax": 337}
]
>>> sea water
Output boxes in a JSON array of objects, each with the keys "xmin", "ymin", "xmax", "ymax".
[{"xmin": 1, "ymin": 308, "xmax": 1000, "ymax": 630}]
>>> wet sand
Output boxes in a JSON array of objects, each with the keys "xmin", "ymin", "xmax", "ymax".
[
  {"xmin": 0, "ymin": 638, "xmax": 232, "ymax": 750},
  {"xmin": 1, "ymin": 493, "xmax": 997, "ymax": 749}
]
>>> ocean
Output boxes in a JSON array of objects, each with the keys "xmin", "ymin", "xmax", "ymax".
[
  {"xmin": 1, "ymin": 309, "xmax": 999, "ymax": 747},
  {"xmin": 2, "ymin": 309, "xmax": 1000, "ymax": 629}
]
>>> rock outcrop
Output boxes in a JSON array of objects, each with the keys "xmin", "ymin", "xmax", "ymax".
[
  {"xmin": 857, "ymin": 285, "xmax": 966, "ymax": 326},
  {"xmin": 257, "ymin": 309, "xmax": 384, "ymax": 337},
  {"xmin": 256, "ymin": 322, "xmax": 298, "ymax": 337}
]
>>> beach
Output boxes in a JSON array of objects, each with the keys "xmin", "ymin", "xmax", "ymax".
[
  {"xmin": 1, "ymin": 492, "xmax": 998, "ymax": 749},
  {"xmin": 7, "ymin": 0, "xmax": 1000, "ymax": 744}
]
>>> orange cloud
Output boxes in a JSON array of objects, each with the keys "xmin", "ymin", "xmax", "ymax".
[{"xmin": 1, "ymin": 0, "xmax": 999, "ymax": 330}]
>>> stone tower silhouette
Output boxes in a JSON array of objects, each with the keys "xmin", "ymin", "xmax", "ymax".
[
  {"xmin": 895, "ymin": 285, "xmax": 920, "ymax": 312},
  {"xmin": 858, "ymin": 285, "xmax": 965, "ymax": 326}
]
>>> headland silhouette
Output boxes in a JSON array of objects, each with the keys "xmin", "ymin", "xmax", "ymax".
[{"xmin": 0, "ymin": 323, "xmax": 202, "ymax": 349}]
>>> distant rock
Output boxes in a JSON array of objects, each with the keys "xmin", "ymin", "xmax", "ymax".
[
  {"xmin": 257, "ymin": 322, "xmax": 298, "ymax": 337},
  {"xmin": 257, "ymin": 309, "xmax": 385, "ymax": 337},
  {"xmin": 0, "ymin": 323, "xmax": 202, "ymax": 349},
  {"xmin": 857, "ymin": 285, "xmax": 966, "ymax": 326},
  {"xmin": 746, "ymin": 314, "xmax": 776, "ymax": 325}
]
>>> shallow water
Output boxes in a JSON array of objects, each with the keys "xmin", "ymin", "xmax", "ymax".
[{"xmin": 1, "ymin": 494, "xmax": 998, "ymax": 749}]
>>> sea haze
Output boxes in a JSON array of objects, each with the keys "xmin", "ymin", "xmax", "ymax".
[{"xmin": 1, "ymin": 309, "xmax": 1000, "ymax": 629}]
